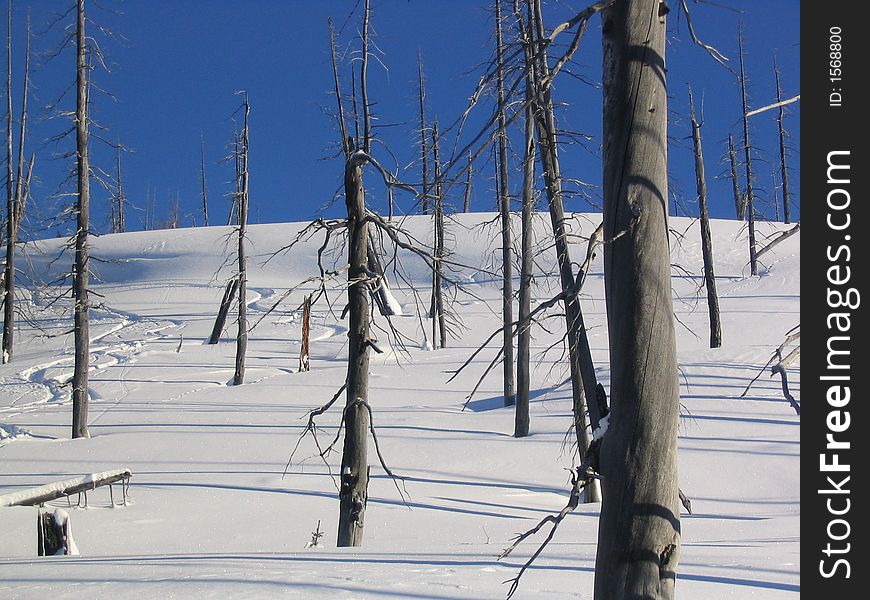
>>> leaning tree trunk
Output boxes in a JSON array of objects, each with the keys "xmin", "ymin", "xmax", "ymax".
[
  {"xmin": 496, "ymin": 0, "xmax": 516, "ymax": 407},
  {"xmin": 528, "ymin": 0, "xmax": 600, "ymax": 501},
  {"xmin": 337, "ymin": 151, "xmax": 371, "ymax": 548},
  {"xmin": 71, "ymin": 0, "xmax": 90, "ymax": 439},
  {"xmin": 689, "ymin": 88, "xmax": 722, "ymax": 349},
  {"xmin": 233, "ymin": 96, "xmax": 250, "ymax": 386},
  {"xmin": 727, "ymin": 134, "xmax": 744, "ymax": 220},
  {"xmin": 596, "ymin": 2, "xmax": 681, "ymax": 598}
]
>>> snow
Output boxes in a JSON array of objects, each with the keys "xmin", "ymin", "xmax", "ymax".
[{"xmin": 0, "ymin": 213, "xmax": 799, "ymax": 598}]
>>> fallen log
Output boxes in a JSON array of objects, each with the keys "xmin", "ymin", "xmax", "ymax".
[{"xmin": 0, "ymin": 468, "xmax": 132, "ymax": 508}]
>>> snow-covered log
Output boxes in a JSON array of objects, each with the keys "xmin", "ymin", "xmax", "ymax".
[{"xmin": 0, "ymin": 468, "xmax": 132, "ymax": 507}]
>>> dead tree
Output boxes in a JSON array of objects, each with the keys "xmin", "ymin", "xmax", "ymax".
[
  {"xmin": 773, "ymin": 54, "xmax": 791, "ymax": 224},
  {"xmin": 232, "ymin": 94, "xmax": 250, "ymax": 386},
  {"xmin": 737, "ymin": 22, "xmax": 758, "ymax": 276},
  {"xmin": 208, "ymin": 279, "xmax": 239, "ymax": 344},
  {"xmin": 688, "ymin": 88, "xmax": 721, "ymax": 348},
  {"xmin": 72, "ymin": 0, "xmax": 91, "ymax": 439},
  {"xmin": 496, "ymin": 0, "xmax": 516, "ymax": 407},
  {"xmin": 463, "ymin": 155, "xmax": 473, "ymax": 213},
  {"xmin": 337, "ymin": 149, "xmax": 372, "ymax": 547},
  {"xmin": 114, "ymin": 144, "xmax": 125, "ymax": 233},
  {"xmin": 337, "ymin": 0, "xmax": 373, "ymax": 547},
  {"xmin": 200, "ymin": 131, "xmax": 209, "ymax": 227},
  {"xmin": 527, "ymin": 0, "xmax": 600, "ymax": 501},
  {"xmin": 299, "ymin": 294, "xmax": 311, "ymax": 372},
  {"xmin": 417, "ymin": 53, "xmax": 430, "ymax": 215},
  {"xmin": 430, "ymin": 122, "xmax": 446, "ymax": 348},
  {"xmin": 515, "ymin": 59, "xmax": 536, "ymax": 438},
  {"xmin": 2, "ymin": 3, "xmax": 28, "ymax": 364},
  {"xmin": 727, "ymin": 134, "xmax": 744, "ymax": 220},
  {"xmin": 596, "ymin": 1, "xmax": 681, "ymax": 597}
]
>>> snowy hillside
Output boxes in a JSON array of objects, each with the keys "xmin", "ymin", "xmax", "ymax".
[{"xmin": 0, "ymin": 213, "xmax": 799, "ymax": 598}]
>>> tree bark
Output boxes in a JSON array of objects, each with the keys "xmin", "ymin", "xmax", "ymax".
[
  {"xmin": 495, "ymin": 0, "xmax": 516, "ymax": 407},
  {"xmin": 463, "ymin": 155, "xmax": 473, "ymax": 213},
  {"xmin": 688, "ymin": 88, "xmax": 721, "ymax": 349},
  {"xmin": 337, "ymin": 151, "xmax": 371, "ymax": 547},
  {"xmin": 233, "ymin": 96, "xmax": 250, "ymax": 386},
  {"xmin": 596, "ymin": 2, "xmax": 681, "ymax": 597}
]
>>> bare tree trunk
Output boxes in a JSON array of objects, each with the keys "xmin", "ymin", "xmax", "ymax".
[
  {"xmin": 115, "ymin": 144, "xmax": 125, "ymax": 233},
  {"xmin": 417, "ymin": 53, "xmax": 430, "ymax": 215},
  {"xmin": 233, "ymin": 95, "xmax": 250, "ymax": 386},
  {"xmin": 688, "ymin": 88, "xmax": 722, "ymax": 349},
  {"xmin": 3, "ymin": 0, "xmax": 14, "ymax": 364},
  {"xmin": 515, "ymin": 68, "xmax": 535, "ymax": 439},
  {"xmin": 200, "ymin": 131, "xmax": 208, "ymax": 227},
  {"xmin": 727, "ymin": 134, "xmax": 744, "ymax": 220},
  {"xmin": 737, "ymin": 23, "xmax": 758, "ymax": 276},
  {"xmin": 528, "ymin": 0, "xmax": 600, "ymax": 501},
  {"xmin": 430, "ymin": 122, "xmax": 446, "ymax": 348},
  {"xmin": 208, "ymin": 279, "xmax": 238, "ymax": 345},
  {"xmin": 463, "ymin": 155, "xmax": 473, "ymax": 213},
  {"xmin": 596, "ymin": 2, "xmax": 680, "ymax": 597},
  {"xmin": 337, "ymin": 152, "xmax": 371, "ymax": 547},
  {"xmin": 72, "ymin": 0, "xmax": 91, "ymax": 439},
  {"xmin": 496, "ymin": 0, "xmax": 516, "ymax": 407},
  {"xmin": 328, "ymin": 17, "xmax": 350, "ymax": 159},
  {"xmin": 773, "ymin": 54, "xmax": 791, "ymax": 224},
  {"xmin": 299, "ymin": 293, "xmax": 311, "ymax": 372}
]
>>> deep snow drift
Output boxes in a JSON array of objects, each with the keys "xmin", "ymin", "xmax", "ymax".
[{"xmin": 0, "ymin": 213, "xmax": 799, "ymax": 598}]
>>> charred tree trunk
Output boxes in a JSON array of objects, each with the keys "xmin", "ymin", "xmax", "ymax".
[
  {"xmin": 515, "ymin": 68, "xmax": 536, "ymax": 439},
  {"xmin": 208, "ymin": 279, "xmax": 238, "ymax": 344},
  {"xmin": 773, "ymin": 55, "xmax": 791, "ymax": 225},
  {"xmin": 233, "ymin": 96, "xmax": 250, "ymax": 386},
  {"xmin": 200, "ymin": 131, "xmax": 209, "ymax": 227},
  {"xmin": 72, "ymin": 0, "xmax": 91, "ymax": 439},
  {"xmin": 737, "ymin": 23, "xmax": 758, "ymax": 276},
  {"xmin": 430, "ymin": 122, "xmax": 446, "ymax": 348},
  {"xmin": 337, "ymin": 151, "xmax": 371, "ymax": 547},
  {"xmin": 115, "ymin": 144, "xmax": 125, "ymax": 233},
  {"xmin": 463, "ymin": 155, "xmax": 473, "ymax": 213},
  {"xmin": 496, "ymin": 0, "xmax": 516, "ymax": 407},
  {"xmin": 528, "ymin": 0, "xmax": 600, "ymax": 501},
  {"xmin": 727, "ymin": 134, "xmax": 744, "ymax": 220},
  {"xmin": 2, "ymin": 1, "xmax": 14, "ymax": 364},
  {"xmin": 596, "ymin": 2, "xmax": 681, "ymax": 597},
  {"xmin": 299, "ymin": 293, "xmax": 311, "ymax": 372},
  {"xmin": 417, "ymin": 54, "xmax": 430, "ymax": 216},
  {"xmin": 688, "ymin": 89, "xmax": 722, "ymax": 349}
]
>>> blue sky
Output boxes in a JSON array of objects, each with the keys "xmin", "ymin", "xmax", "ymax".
[{"xmin": 7, "ymin": 0, "xmax": 800, "ymax": 236}]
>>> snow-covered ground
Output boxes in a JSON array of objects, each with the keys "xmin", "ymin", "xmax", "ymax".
[{"xmin": 0, "ymin": 213, "xmax": 799, "ymax": 598}]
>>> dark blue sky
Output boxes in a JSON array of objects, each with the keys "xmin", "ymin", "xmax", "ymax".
[{"xmin": 7, "ymin": 0, "xmax": 799, "ymax": 236}]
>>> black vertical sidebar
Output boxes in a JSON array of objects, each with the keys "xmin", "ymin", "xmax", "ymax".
[{"xmin": 802, "ymin": 2, "xmax": 866, "ymax": 597}]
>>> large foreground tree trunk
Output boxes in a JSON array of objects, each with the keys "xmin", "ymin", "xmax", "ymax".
[
  {"xmin": 72, "ymin": 0, "xmax": 91, "ymax": 439},
  {"xmin": 337, "ymin": 152, "xmax": 371, "ymax": 547},
  {"xmin": 596, "ymin": 1, "xmax": 681, "ymax": 598}
]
